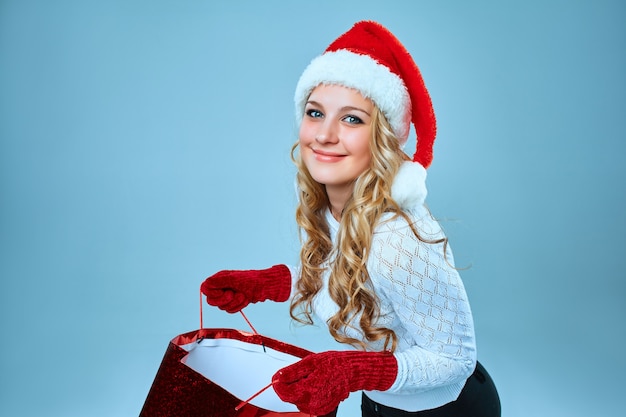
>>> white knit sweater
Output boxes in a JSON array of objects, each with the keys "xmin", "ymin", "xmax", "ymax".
[{"xmin": 290, "ymin": 205, "xmax": 476, "ymax": 412}]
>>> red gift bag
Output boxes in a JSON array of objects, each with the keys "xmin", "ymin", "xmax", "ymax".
[{"xmin": 139, "ymin": 293, "xmax": 337, "ymax": 417}]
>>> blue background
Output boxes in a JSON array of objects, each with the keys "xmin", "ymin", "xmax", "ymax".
[{"xmin": 1, "ymin": 1, "xmax": 624, "ymax": 416}]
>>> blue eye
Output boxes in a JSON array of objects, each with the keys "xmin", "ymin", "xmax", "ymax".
[
  {"xmin": 306, "ymin": 109, "xmax": 323, "ymax": 118},
  {"xmin": 343, "ymin": 115, "xmax": 363, "ymax": 124}
]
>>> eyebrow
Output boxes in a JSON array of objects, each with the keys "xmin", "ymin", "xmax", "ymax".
[{"xmin": 306, "ymin": 100, "xmax": 371, "ymax": 117}]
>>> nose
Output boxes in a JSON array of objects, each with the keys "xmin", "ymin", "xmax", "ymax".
[{"xmin": 315, "ymin": 119, "xmax": 339, "ymax": 144}]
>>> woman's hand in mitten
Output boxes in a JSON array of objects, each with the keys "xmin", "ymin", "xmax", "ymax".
[
  {"xmin": 200, "ymin": 264, "xmax": 291, "ymax": 313},
  {"xmin": 272, "ymin": 350, "xmax": 398, "ymax": 416}
]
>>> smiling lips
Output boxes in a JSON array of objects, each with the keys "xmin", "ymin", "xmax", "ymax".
[{"xmin": 312, "ymin": 148, "xmax": 347, "ymax": 162}]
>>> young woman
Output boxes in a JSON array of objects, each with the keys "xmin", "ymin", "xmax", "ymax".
[{"xmin": 201, "ymin": 21, "xmax": 500, "ymax": 417}]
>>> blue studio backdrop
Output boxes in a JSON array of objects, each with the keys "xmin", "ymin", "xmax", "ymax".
[{"xmin": 1, "ymin": 1, "xmax": 624, "ymax": 416}]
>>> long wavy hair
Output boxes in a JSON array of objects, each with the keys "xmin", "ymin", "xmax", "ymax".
[{"xmin": 289, "ymin": 104, "xmax": 427, "ymax": 352}]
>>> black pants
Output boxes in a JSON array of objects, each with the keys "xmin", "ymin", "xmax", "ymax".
[{"xmin": 361, "ymin": 361, "xmax": 501, "ymax": 417}]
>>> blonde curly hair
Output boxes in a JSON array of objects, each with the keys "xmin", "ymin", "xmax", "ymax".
[{"xmin": 289, "ymin": 104, "xmax": 427, "ymax": 352}]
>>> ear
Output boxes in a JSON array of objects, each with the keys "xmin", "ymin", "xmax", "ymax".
[{"xmin": 391, "ymin": 161, "xmax": 427, "ymax": 210}]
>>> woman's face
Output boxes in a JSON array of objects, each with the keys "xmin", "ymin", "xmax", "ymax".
[{"xmin": 299, "ymin": 84, "xmax": 374, "ymax": 195}]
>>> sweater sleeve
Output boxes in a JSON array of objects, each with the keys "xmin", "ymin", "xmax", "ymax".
[
  {"xmin": 369, "ymin": 209, "xmax": 477, "ymax": 393},
  {"xmin": 286, "ymin": 264, "xmax": 300, "ymax": 300}
]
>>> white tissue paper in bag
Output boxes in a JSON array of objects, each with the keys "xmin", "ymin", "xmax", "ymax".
[{"xmin": 182, "ymin": 338, "xmax": 302, "ymax": 412}]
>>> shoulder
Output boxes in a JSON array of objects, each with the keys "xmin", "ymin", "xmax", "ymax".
[
  {"xmin": 374, "ymin": 204, "xmax": 445, "ymax": 241},
  {"xmin": 369, "ymin": 205, "xmax": 457, "ymax": 277}
]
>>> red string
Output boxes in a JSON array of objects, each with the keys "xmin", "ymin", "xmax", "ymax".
[
  {"xmin": 199, "ymin": 289, "xmax": 277, "ymax": 412},
  {"xmin": 239, "ymin": 310, "xmax": 259, "ymax": 335},
  {"xmin": 199, "ymin": 289, "xmax": 258, "ymax": 335},
  {"xmin": 199, "ymin": 289, "xmax": 204, "ymax": 329},
  {"xmin": 234, "ymin": 381, "xmax": 274, "ymax": 411}
]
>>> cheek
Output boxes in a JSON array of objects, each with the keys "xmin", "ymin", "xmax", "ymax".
[
  {"xmin": 298, "ymin": 121, "xmax": 315, "ymax": 145},
  {"xmin": 298, "ymin": 124, "xmax": 314, "ymax": 167},
  {"xmin": 346, "ymin": 134, "xmax": 372, "ymax": 165}
]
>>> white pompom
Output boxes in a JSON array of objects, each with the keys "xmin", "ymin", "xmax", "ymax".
[{"xmin": 391, "ymin": 161, "xmax": 428, "ymax": 210}]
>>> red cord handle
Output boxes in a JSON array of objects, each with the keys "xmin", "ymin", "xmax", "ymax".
[
  {"xmin": 199, "ymin": 289, "xmax": 260, "ymax": 334},
  {"xmin": 234, "ymin": 381, "xmax": 274, "ymax": 411},
  {"xmin": 200, "ymin": 289, "xmax": 279, "ymax": 412}
]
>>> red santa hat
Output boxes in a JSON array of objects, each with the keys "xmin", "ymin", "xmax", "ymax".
[{"xmin": 294, "ymin": 20, "xmax": 436, "ymax": 209}]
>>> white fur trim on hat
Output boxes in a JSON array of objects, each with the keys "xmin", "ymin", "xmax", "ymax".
[
  {"xmin": 391, "ymin": 161, "xmax": 428, "ymax": 209},
  {"xmin": 294, "ymin": 50, "xmax": 412, "ymax": 146}
]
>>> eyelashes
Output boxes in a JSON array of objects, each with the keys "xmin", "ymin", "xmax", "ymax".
[
  {"xmin": 342, "ymin": 115, "xmax": 363, "ymax": 125},
  {"xmin": 305, "ymin": 109, "xmax": 323, "ymax": 118},
  {"xmin": 304, "ymin": 108, "xmax": 364, "ymax": 125}
]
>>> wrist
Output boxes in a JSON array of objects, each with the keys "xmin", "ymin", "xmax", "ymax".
[
  {"xmin": 348, "ymin": 351, "xmax": 398, "ymax": 392},
  {"xmin": 261, "ymin": 264, "xmax": 291, "ymax": 302}
]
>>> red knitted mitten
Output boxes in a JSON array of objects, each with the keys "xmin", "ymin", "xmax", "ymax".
[
  {"xmin": 272, "ymin": 350, "xmax": 398, "ymax": 416},
  {"xmin": 200, "ymin": 264, "xmax": 291, "ymax": 313}
]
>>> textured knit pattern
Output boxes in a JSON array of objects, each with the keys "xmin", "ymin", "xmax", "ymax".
[
  {"xmin": 303, "ymin": 205, "xmax": 476, "ymax": 411},
  {"xmin": 201, "ymin": 264, "xmax": 291, "ymax": 313},
  {"xmin": 272, "ymin": 350, "xmax": 397, "ymax": 416}
]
